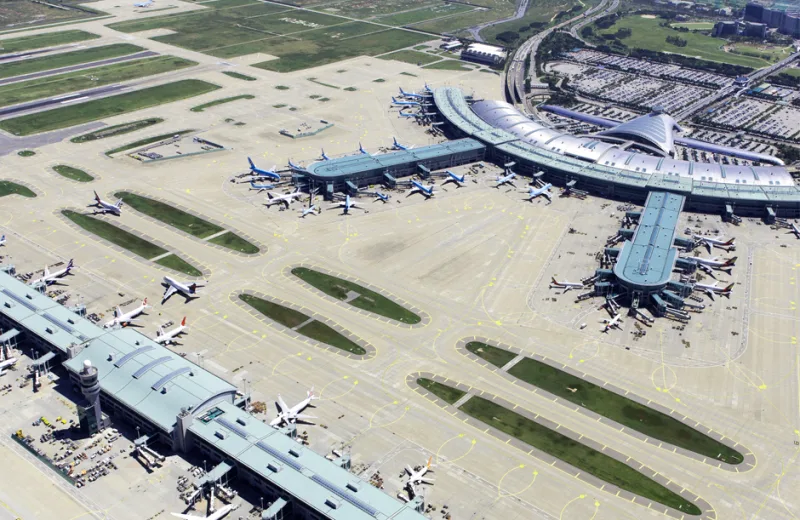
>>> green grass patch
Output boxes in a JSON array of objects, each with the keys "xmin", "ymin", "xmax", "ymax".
[
  {"xmin": 413, "ymin": 45, "xmax": 428, "ymax": 50},
  {"xmin": 113, "ymin": 192, "xmax": 222, "ymax": 238},
  {"xmin": 275, "ymin": 85, "xmax": 290, "ymax": 90},
  {"xmin": 222, "ymin": 70, "xmax": 256, "ymax": 81},
  {"xmin": 459, "ymin": 395, "xmax": 701, "ymax": 515},
  {"xmin": 154, "ymin": 254, "xmax": 203, "ymax": 277},
  {"xmin": 0, "ymin": 43, "xmax": 144, "ymax": 80},
  {"xmin": 62, "ymin": 209, "xmax": 166, "ymax": 258},
  {"xmin": 0, "ymin": 56, "xmax": 197, "ymax": 108},
  {"xmin": 17, "ymin": 150, "xmax": 35, "ymax": 157},
  {"xmin": 0, "ymin": 80, "xmax": 218, "ymax": 136},
  {"xmin": 308, "ymin": 77, "xmax": 340, "ymax": 89},
  {"xmin": 291, "ymin": 267, "xmax": 421, "ymax": 324},
  {"xmin": 0, "ymin": 181, "xmax": 35, "ymax": 198},
  {"xmin": 343, "ymin": 87, "xmax": 357, "ymax": 91},
  {"xmin": 417, "ymin": 378, "xmax": 465, "ymax": 404},
  {"xmin": 0, "ymin": 30, "xmax": 99, "ymax": 54},
  {"xmin": 207, "ymin": 231, "xmax": 260, "ymax": 254},
  {"xmin": 296, "ymin": 320, "xmax": 365, "ymax": 355},
  {"xmin": 466, "ymin": 341, "xmax": 516, "ymax": 367},
  {"xmin": 105, "ymin": 129, "xmax": 194, "ymax": 156},
  {"xmin": 190, "ymin": 94, "xmax": 255, "ymax": 112},
  {"xmin": 670, "ymin": 22, "xmax": 715, "ymax": 30},
  {"xmin": 422, "ymin": 59, "xmax": 472, "ymax": 70},
  {"xmin": 779, "ymin": 67, "xmax": 800, "ymax": 78},
  {"xmin": 373, "ymin": 78, "xmax": 385, "ymax": 82},
  {"xmin": 71, "ymin": 118, "xmax": 163, "ymax": 143},
  {"xmin": 53, "ymin": 165, "xmax": 93, "ymax": 182},
  {"xmin": 273, "ymin": 103, "xmax": 287, "ymax": 108},
  {"xmin": 375, "ymin": 3, "xmax": 474, "ymax": 26},
  {"xmin": 399, "ymin": 71, "xmax": 417, "ymax": 77},
  {"xmin": 379, "ymin": 49, "xmax": 439, "ymax": 65},
  {"xmin": 318, "ymin": 97, "xmax": 330, "ymax": 102},
  {"xmin": 309, "ymin": 94, "xmax": 321, "ymax": 99}
]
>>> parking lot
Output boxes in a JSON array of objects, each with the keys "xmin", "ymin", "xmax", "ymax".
[{"xmin": 701, "ymin": 97, "xmax": 800, "ymax": 141}]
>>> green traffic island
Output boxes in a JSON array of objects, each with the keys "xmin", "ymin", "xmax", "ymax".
[
  {"xmin": 289, "ymin": 266, "xmax": 424, "ymax": 325},
  {"xmin": 0, "ymin": 181, "xmax": 37, "ymax": 198},
  {"xmin": 61, "ymin": 210, "xmax": 203, "ymax": 277},
  {"xmin": 237, "ymin": 293, "xmax": 372, "ymax": 358},
  {"xmin": 52, "ymin": 165, "xmax": 94, "ymax": 183},
  {"xmin": 222, "ymin": 71, "xmax": 257, "ymax": 81},
  {"xmin": 112, "ymin": 192, "xmax": 260, "ymax": 255},
  {"xmin": 191, "ymin": 95, "xmax": 255, "ymax": 112},
  {"xmin": 105, "ymin": 129, "xmax": 195, "ymax": 157},
  {"xmin": 414, "ymin": 377, "xmax": 704, "ymax": 517},
  {"xmin": 461, "ymin": 340, "xmax": 746, "ymax": 467},
  {"xmin": 71, "ymin": 118, "xmax": 164, "ymax": 143},
  {"xmin": 17, "ymin": 150, "xmax": 35, "ymax": 157}
]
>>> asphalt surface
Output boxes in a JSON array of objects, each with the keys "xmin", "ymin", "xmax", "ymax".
[
  {"xmin": 0, "ymin": 45, "xmax": 73, "ymax": 61},
  {"xmin": 0, "ymin": 50, "xmax": 158, "ymax": 87},
  {"xmin": 467, "ymin": 0, "xmax": 531, "ymax": 42},
  {"xmin": 0, "ymin": 84, "xmax": 127, "ymax": 118}
]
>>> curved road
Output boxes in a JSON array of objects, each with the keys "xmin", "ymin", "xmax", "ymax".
[{"xmin": 467, "ymin": 0, "xmax": 531, "ymax": 42}]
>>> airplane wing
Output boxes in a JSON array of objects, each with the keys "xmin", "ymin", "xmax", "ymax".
[
  {"xmin": 276, "ymin": 395, "xmax": 288, "ymax": 414},
  {"xmin": 705, "ymin": 289, "xmax": 715, "ymax": 301},
  {"xmin": 162, "ymin": 285, "xmax": 178, "ymax": 302},
  {"xmin": 405, "ymin": 465, "xmax": 414, "ymax": 476},
  {"xmin": 281, "ymin": 199, "xmax": 290, "ymax": 209},
  {"xmin": 704, "ymin": 241, "xmax": 712, "ymax": 254}
]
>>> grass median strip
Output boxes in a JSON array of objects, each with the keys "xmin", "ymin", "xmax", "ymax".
[
  {"xmin": 105, "ymin": 129, "xmax": 194, "ymax": 156},
  {"xmin": 62, "ymin": 210, "xmax": 201, "ymax": 276},
  {"xmin": 416, "ymin": 378, "xmax": 701, "ymax": 516},
  {"xmin": 71, "ymin": 118, "xmax": 163, "ymax": 143},
  {"xmin": 291, "ymin": 267, "xmax": 420, "ymax": 323},
  {"xmin": 207, "ymin": 231, "xmax": 259, "ymax": 254},
  {"xmin": 0, "ymin": 43, "xmax": 144, "ymax": 80},
  {"xmin": 191, "ymin": 94, "xmax": 254, "ymax": 112},
  {"xmin": 239, "ymin": 294, "xmax": 366, "ymax": 355},
  {"xmin": 0, "ymin": 79, "xmax": 219, "ymax": 136},
  {"xmin": 53, "ymin": 165, "xmax": 93, "ymax": 182},
  {"xmin": 222, "ymin": 71, "xmax": 256, "ymax": 81},
  {"xmin": 0, "ymin": 30, "xmax": 99, "ymax": 54},
  {"xmin": 0, "ymin": 181, "xmax": 36, "ymax": 198},
  {"xmin": 466, "ymin": 341, "xmax": 744, "ymax": 464}
]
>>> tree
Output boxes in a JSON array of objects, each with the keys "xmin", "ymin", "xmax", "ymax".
[
  {"xmin": 776, "ymin": 144, "xmax": 800, "ymax": 164},
  {"xmin": 496, "ymin": 31, "xmax": 519, "ymax": 44}
]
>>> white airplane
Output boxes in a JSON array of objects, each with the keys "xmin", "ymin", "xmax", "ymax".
[
  {"xmin": 0, "ymin": 234, "xmax": 5, "ymax": 246},
  {"xmin": 248, "ymin": 158, "xmax": 280, "ymax": 181},
  {"xmin": 399, "ymin": 87, "xmax": 425, "ymax": 100},
  {"xmin": 404, "ymin": 457, "xmax": 434, "ymax": 497},
  {"xmin": 601, "ymin": 314, "xmax": 622, "ymax": 333},
  {"xmin": 0, "ymin": 357, "xmax": 17, "ymax": 374},
  {"xmin": 300, "ymin": 205, "xmax": 319, "ymax": 218},
  {"xmin": 134, "ymin": 0, "xmax": 153, "ymax": 7},
  {"xmin": 693, "ymin": 234, "xmax": 735, "ymax": 253},
  {"xmin": 357, "ymin": 142, "xmax": 369, "ymax": 156},
  {"xmin": 154, "ymin": 317, "xmax": 187, "ymax": 345},
  {"xmin": 91, "ymin": 191, "xmax": 123, "ymax": 215},
  {"xmin": 104, "ymin": 298, "xmax": 149, "ymax": 329},
  {"xmin": 270, "ymin": 388, "xmax": 318, "ymax": 427},
  {"xmin": 171, "ymin": 504, "xmax": 237, "ymax": 520},
  {"xmin": 694, "ymin": 256, "xmax": 737, "ymax": 270},
  {"xmin": 441, "ymin": 170, "xmax": 465, "ymax": 187},
  {"xmin": 248, "ymin": 180, "xmax": 274, "ymax": 192},
  {"xmin": 29, "ymin": 260, "xmax": 74, "ymax": 286},
  {"xmin": 319, "ymin": 149, "xmax": 331, "ymax": 161},
  {"xmin": 407, "ymin": 180, "xmax": 434, "ymax": 198},
  {"xmin": 788, "ymin": 223, "xmax": 800, "ymax": 238},
  {"xmin": 391, "ymin": 96, "xmax": 420, "ymax": 107},
  {"xmin": 392, "ymin": 137, "xmax": 412, "ymax": 151},
  {"xmin": 524, "ymin": 183, "xmax": 552, "ymax": 202},
  {"xmin": 549, "ymin": 277, "xmax": 583, "ymax": 292},
  {"xmin": 328, "ymin": 194, "xmax": 363, "ymax": 215},
  {"xmin": 694, "ymin": 281, "xmax": 733, "ymax": 301},
  {"xmin": 265, "ymin": 188, "xmax": 304, "ymax": 209},
  {"xmin": 495, "ymin": 172, "xmax": 517, "ymax": 188},
  {"xmin": 162, "ymin": 276, "xmax": 204, "ymax": 304}
]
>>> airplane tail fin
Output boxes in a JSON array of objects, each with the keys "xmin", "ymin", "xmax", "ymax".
[
  {"xmin": 723, "ymin": 283, "xmax": 734, "ymax": 293},
  {"xmin": 725, "ymin": 257, "xmax": 738, "ymax": 266},
  {"xmin": 248, "ymin": 157, "xmax": 255, "ymax": 169},
  {"xmin": 142, "ymin": 298, "xmax": 148, "ymax": 307},
  {"xmin": 115, "ymin": 306, "xmax": 122, "ymax": 318},
  {"xmin": 724, "ymin": 238, "xmax": 735, "ymax": 246},
  {"xmin": 426, "ymin": 456, "xmax": 432, "ymax": 469},
  {"xmin": 180, "ymin": 316, "xmax": 187, "ymax": 327},
  {"xmin": 66, "ymin": 259, "xmax": 74, "ymax": 270},
  {"xmin": 93, "ymin": 190, "xmax": 100, "ymax": 202},
  {"xmin": 189, "ymin": 283, "xmax": 197, "ymax": 294},
  {"xmin": 267, "ymin": 192, "xmax": 274, "ymax": 200},
  {"xmin": 551, "ymin": 276, "xmax": 558, "ymax": 285},
  {"xmin": 308, "ymin": 386, "xmax": 317, "ymax": 400},
  {"xmin": 157, "ymin": 326, "xmax": 163, "ymax": 337}
]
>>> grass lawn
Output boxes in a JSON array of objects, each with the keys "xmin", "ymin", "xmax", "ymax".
[
  {"xmin": 0, "ymin": 43, "xmax": 144, "ymax": 80},
  {"xmin": 154, "ymin": 255, "xmax": 203, "ymax": 277},
  {"xmin": 106, "ymin": 129, "xmax": 194, "ymax": 156},
  {"xmin": 0, "ymin": 181, "xmax": 35, "ymax": 198},
  {"xmin": 480, "ymin": 0, "xmax": 591, "ymax": 45},
  {"xmin": 0, "ymin": 56, "xmax": 197, "ymax": 108},
  {"xmin": 17, "ymin": 150, "xmax": 35, "ymax": 157},
  {"xmin": 670, "ymin": 22, "xmax": 714, "ymax": 30},
  {"xmin": 465, "ymin": 342, "xmax": 516, "ymax": 367},
  {"xmin": 417, "ymin": 378, "xmax": 465, "ymax": 404},
  {"xmin": 599, "ymin": 15, "xmax": 771, "ymax": 68},
  {"xmin": 0, "ymin": 80, "xmax": 218, "ymax": 136},
  {"xmin": 207, "ymin": 231, "xmax": 260, "ymax": 254},
  {"xmin": 374, "ymin": 3, "xmax": 474, "ymax": 26},
  {"xmin": 113, "ymin": 192, "xmax": 223, "ymax": 238},
  {"xmin": 780, "ymin": 67, "xmax": 800, "ymax": 78},
  {"xmin": 62, "ymin": 210, "xmax": 166, "ymax": 259},
  {"xmin": 422, "ymin": 59, "xmax": 472, "ymax": 70},
  {"xmin": 53, "ymin": 165, "xmax": 93, "ymax": 182},
  {"xmin": 460, "ymin": 396, "xmax": 701, "ymax": 515},
  {"xmin": 0, "ymin": 30, "xmax": 99, "ymax": 54},
  {"xmin": 191, "ymin": 94, "xmax": 254, "ymax": 112},
  {"xmin": 379, "ymin": 50, "xmax": 439, "ymax": 65},
  {"xmin": 296, "ymin": 320, "xmax": 365, "ymax": 355},
  {"xmin": 71, "ymin": 118, "xmax": 163, "ymax": 143},
  {"xmin": 222, "ymin": 71, "xmax": 256, "ymax": 81},
  {"xmin": 291, "ymin": 267, "xmax": 420, "ymax": 324}
]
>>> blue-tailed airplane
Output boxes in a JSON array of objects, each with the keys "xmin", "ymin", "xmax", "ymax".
[
  {"xmin": 0, "ymin": 234, "xmax": 6, "ymax": 247},
  {"xmin": 423, "ymin": 82, "xmax": 432, "ymax": 93},
  {"xmin": 249, "ymin": 180, "xmax": 275, "ymax": 192},
  {"xmin": 357, "ymin": 142, "xmax": 369, "ymax": 155},
  {"xmin": 319, "ymin": 149, "xmax": 331, "ymax": 161},
  {"xmin": 399, "ymin": 87, "xmax": 425, "ymax": 100},
  {"xmin": 374, "ymin": 192, "xmax": 390, "ymax": 203},
  {"xmin": 134, "ymin": 0, "xmax": 153, "ymax": 6},
  {"xmin": 288, "ymin": 159, "xmax": 308, "ymax": 173},
  {"xmin": 392, "ymin": 137, "xmax": 412, "ymax": 151},
  {"xmin": 391, "ymin": 96, "xmax": 420, "ymax": 107},
  {"xmin": 442, "ymin": 170, "xmax": 466, "ymax": 187},
  {"xmin": 300, "ymin": 205, "xmax": 318, "ymax": 218},
  {"xmin": 495, "ymin": 171, "xmax": 517, "ymax": 188},
  {"xmin": 248, "ymin": 157, "xmax": 280, "ymax": 181},
  {"xmin": 328, "ymin": 194, "xmax": 363, "ymax": 215},
  {"xmin": 524, "ymin": 183, "xmax": 552, "ymax": 202},
  {"xmin": 399, "ymin": 110, "xmax": 419, "ymax": 119},
  {"xmin": 408, "ymin": 180, "xmax": 435, "ymax": 199}
]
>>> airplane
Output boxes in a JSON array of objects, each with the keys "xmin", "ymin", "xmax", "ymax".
[
  {"xmin": 693, "ymin": 256, "xmax": 737, "ymax": 270},
  {"xmin": 247, "ymin": 158, "xmax": 280, "ymax": 181},
  {"xmin": 248, "ymin": 180, "xmax": 275, "ymax": 192},
  {"xmin": 0, "ymin": 234, "xmax": 5, "ymax": 246},
  {"xmin": 29, "ymin": 260, "xmax": 74, "ymax": 286},
  {"xmin": 399, "ymin": 87, "xmax": 425, "ymax": 100},
  {"xmin": 423, "ymin": 82, "xmax": 433, "ymax": 93},
  {"xmin": 288, "ymin": 159, "xmax": 308, "ymax": 173},
  {"xmin": 171, "ymin": 504, "xmax": 237, "ymax": 520},
  {"xmin": 270, "ymin": 388, "xmax": 318, "ymax": 427},
  {"xmin": 319, "ymin": 149, "xmax": 331, "ymax": 161},
  {"xmin": 391, "ymin": 96, "xmax": 420, "ymax": 107},
  {"xmin": 91, "ymin": 191, "xmax": 123, "ymax": 215},
  {"xmin": 161, "ymin": 276, "xmax": 204, "ymax": 304},
  {"xmin": 524, "ymin": 183, "xmax": 552, "ymax": 202},
  {"xmin": 398, "ymin": 110, "xmax": 421, "ymax": 119},
  {"xmin": 693, "ymin": 234, "xmax": 735, "ymax": 253},
  {"xmin": 265, "ymin": 188, "xmax": 304, "ymax": 209},
  {"xmin": 407, "ymin": 180, "xmax": 434, "ymax": 198},
  {"xmin": 601, "ymin": 313, "xmax": 623, "ymax": 333},
  {"xmin": 392, "ymin": 137, "xmax": 412, "ymax": 151},
  {"xmin": 300, "ymin": 205, "xmax": 319, "ymax": 218},
  {"xmin": 357, "ymin": 142, "xmax": 369, "ymax": 156},
  {"xmin": 374, "ymin": 192, "xmax": 390, "ymax": 203},
  {"xmin": 441, "ymin": 170, "xmax": 465, "ymax": 187},
  {"xmin": 404, "ymin": 457, "xmax": 435, "ymax": 497},
  {"xmin": 328, "ymin": 194, "xmax": 363, "ymax": 215},
  {"xmin": 495, "ymin": 172, "xmax": 517, "ymax": 188},
  {"xmin": 104, "ymin": 298, "xmax": 149, "ymax": 328},
  {"xmin": 154, "ymin": 317, "xmax": 187, "ymax": 345},
  {"xmin": 694, "ymin": 281, "xmax": 734, "ymax": 301},
  {"xmin": 549, "ymin": 277, "xmax": 583, "ymax": 291},
  {"xmin": 0, "ymin": 357, "xmax": 17, "ymax": 374},
  {"xmin": 788, "ymin": 223, "xmax": 800, "ymax": 238},
  {"xmin": 134, "ymin": 0, "xmax": 153, "ymax": 7}
]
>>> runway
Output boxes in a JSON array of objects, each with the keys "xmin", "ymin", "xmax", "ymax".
[
  {"xmin": 0, "ymin": 84, "xmax": 128, "ymax": 118},
  {"xmin": 0, "ymin": 50, "xmax": 158, "ymax": 86}
]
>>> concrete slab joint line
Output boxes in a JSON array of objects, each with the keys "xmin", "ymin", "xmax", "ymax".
[
  {"xmin": 406, "ymin": 373, "xmax": 715, "ymax": 519},
  {"xmin": 453, "ymin": 336, "xmax": 754, "ymax": 472}
]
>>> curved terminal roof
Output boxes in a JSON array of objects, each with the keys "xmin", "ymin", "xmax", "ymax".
[{"xmin": 596, "ymin": 112, "xmax": 680, "ymax": 156}]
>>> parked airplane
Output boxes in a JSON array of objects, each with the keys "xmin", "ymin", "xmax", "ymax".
[
  {"xmin": 270, "ymin": 388, "xmax": 318, "ymax": 427},
  {"xmin": 398, "ymin": 110, "xmax": 420, "ymax": 119},
  {"xmin": 154, "ymin": 317, "xmax": 187, "ymax": 345},
  {"xmin": 694, "ymin": 256, "xmax": 737, "ymax": 270},
  {"xmin": 374, "ymin": 192, "xmax": 390, "ymax": 203},
  {"xmin": 0, "ymin": 357, "xmax": 18, "ymax": 374},
  {"xmin": 319, "ymin": 149, "xmax": 331, "ymax": 161},
  {"xmin": 601, "ymin": 313, "xmax": 623, "ymax": 333},
  {"xmin": 300, "ymin": 205, "xmax": 319, "ymax": 218},
  {"xmin": 287, "ymin": 159, "xmax": 308, "ymax": 173},
  {"xmin": 328, "ymin": 194, "xmax": 363, "ymax": 215},
  {"xmin": 441, "ymin": 170, "xmax": 466, "ymax": 187},
  {"xmin": 171, "ymin": 504, "xmax": 237, "ymax": 520},
  {"xmin": 358, "ymin": 142, "xmax": 369, "ymax": 155},
  {"xmin": 91, "ymin": 191, "xmax": 123, "ymax": 215},
  {"xmin": 0, "ymin": 234, "xmax": 5, "ymax": 246},
  {"xmin": 134, "ymin": 0, "xmax": 153, "ymax": 7},
  {"xmin": 391, "ymin": 96, "xmax": 420, "ymax": 107},
  {"xmin": 789, "ymin": 223, "xmax": 800, "ymax": 238},
  {"xmin": 693, "ymin": 234, "xmax": 735, "ymax": 253},
  {"xmin": 162, "ymin": 276, "xmax": 204, "ymax": 304},
  {"xmin": 549, "ymin": 277, "xmax": 584, "ymax": 291},
  {"xmin": 423, "ymin": 82, "xmax": 432, "ymax": 93},
  {"xmin": 29, "ymin": 260, "xmax": 74, "ymax": 286},
  {"xmin": 694, "ymin": 281, "xmax": 733, "ymax": 301},
  {"xmin": 407, "ymin": 180, "xmax": 435, "ymax": 198},
  {"xmin": 392, "ymin": 137, "xmax": 412, "ymax": 151},
  {"xmin": 265, "ymin": 188, "xmax": 304, "ymax": 209},
  {"xmin": 248, "ymin": 180, "xmax": 274, "ymax": 192},
  {"xmin": 247, "ymin": 158, "xmax": 280, "ymax": 181},
  {"xmin": 104, "ymin": 299, "xmax": 149, "ymax": 328},
  {"xmin": 404, "ymin": 457, "xmax": 434, "ymax": 497},
  {"xmin": 399, "ymin": 87, "xmax": 425, "ymax": 100},
  {"xmin": 495, "ymin": 172, "xmax": 517, "ymax": 188},
  {"xmin": 524, "ymin": 183, "xmax": 552, "ymax": 202}
]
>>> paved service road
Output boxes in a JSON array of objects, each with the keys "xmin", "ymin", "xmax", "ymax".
[
  {"xmin": 0, "ymin": 84, "xmax": 128, "ymax": 118},
  {"xmin": 467, "ymin": 0, "xmax": 531, "ymax": 42},
  {"xmin": 0, "ymin": 50, "xmax": 158, "ymax": 87}
]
